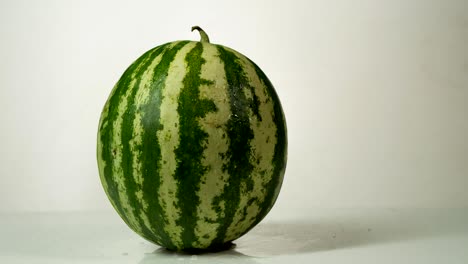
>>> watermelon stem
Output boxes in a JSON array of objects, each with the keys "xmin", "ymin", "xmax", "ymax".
[{"xmin": 191, "ymin": 26, "xmax": 210, "ymax": 43}]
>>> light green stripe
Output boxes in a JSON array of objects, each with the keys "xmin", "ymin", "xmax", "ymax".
[
  {"xmin": 97, "ymin": 66, "xmax": 133, "ymax": 205},
  {"xmin": 97, "ymin": 109, "xmax": 110, "ymax": 195},
  {"xmin": 110, "ymin": 46, "xmax": 162, "ymax": 232},
  {"xmin": 223, "ymin": 48, "xmax": 278, "ymax": 241},
  {"xmin": 129, "ymin": 47, "xmax": 168, "ymax": 243},
  {"xmin": 193, "ymin": 43, "xmax": 232, "ymax": 248},
  {"xmin": 109, "ymin": 47, "xmax": 162, "ymax": 234},
  {"xmin": 157, "ymin": 42, "xmax": 197, "ymax": 246}
]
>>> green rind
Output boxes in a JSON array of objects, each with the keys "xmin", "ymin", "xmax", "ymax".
[
  {"xmin": 97, "ymin": 47, "xmax": 156, "ymax": 227},
  {"xmin": 130, "ymin": 41, "xmax": 190, "ymax": 249},
  {"xmin": 210, "ymin": 45, "xmax": 256, "ymax": 245},
  {"xmin": 97, "ymin": 40, "xmax": 287, "ymax": 251},
  {"xmin": 247, "ymin": 57, "xmax": 287, "ymax": 229},
  {"xmin": 119, "ymin": 44, "xmax": 167, "ymax": 243},
  {"xmin": 174, "ymin": 41, "xmax": 217, "ymax": 249}
]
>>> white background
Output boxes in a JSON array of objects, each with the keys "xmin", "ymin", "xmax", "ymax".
[{"xmin": 1, "ymin": 0, "xmax": 467, "ymax": 212}]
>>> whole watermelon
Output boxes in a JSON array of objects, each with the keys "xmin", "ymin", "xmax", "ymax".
[{"xmin": 97, "ymin": 26, "xmax": 287, "ymax": 251}]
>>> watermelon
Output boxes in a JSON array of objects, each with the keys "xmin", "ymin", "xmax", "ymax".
[{"xmin": 97, "ymin": 26, "xmax": 287, "ymax": 251}]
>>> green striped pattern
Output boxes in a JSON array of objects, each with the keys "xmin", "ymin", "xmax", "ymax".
[{"xmin": 97, "ymin": 40, "xmax": 287, "ymax": 251}]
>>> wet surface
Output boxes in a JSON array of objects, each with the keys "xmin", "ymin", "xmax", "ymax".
[{"xmin": 1, "ymin": 208, "xmax": 467, "ymax": 263}]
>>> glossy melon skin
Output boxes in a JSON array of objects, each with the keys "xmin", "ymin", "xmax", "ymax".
[{"xmin": 97, "ymin": 39, "xmax": 287, "ymax": 251}]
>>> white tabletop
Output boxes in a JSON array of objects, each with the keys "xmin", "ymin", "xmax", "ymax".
[{"xmin": 1, "ymin": 208, "xmax": 467, "ymax": 264}]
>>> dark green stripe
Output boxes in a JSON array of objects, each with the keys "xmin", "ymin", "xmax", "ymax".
[
  {"xmin": 119, "ymin": 44, "xmax": 168, "ymax": 243},
  {"xmin": 98, "ymin": 46, "xmax": 158, "ymax": 227},
  {"xmin": 249, "ymin": 59, "xmax": 287, "ymax": 227},
  {"xmin": 136, "ymin": 41, "xmax": 190, "ymax": 250},
  {"xmin": 173, "ymin": 42, "xmax": 217, "ymax": 249},
  {"xmin": 211, "ymin": 45, "xmax": 256, "ymax": 244}
]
